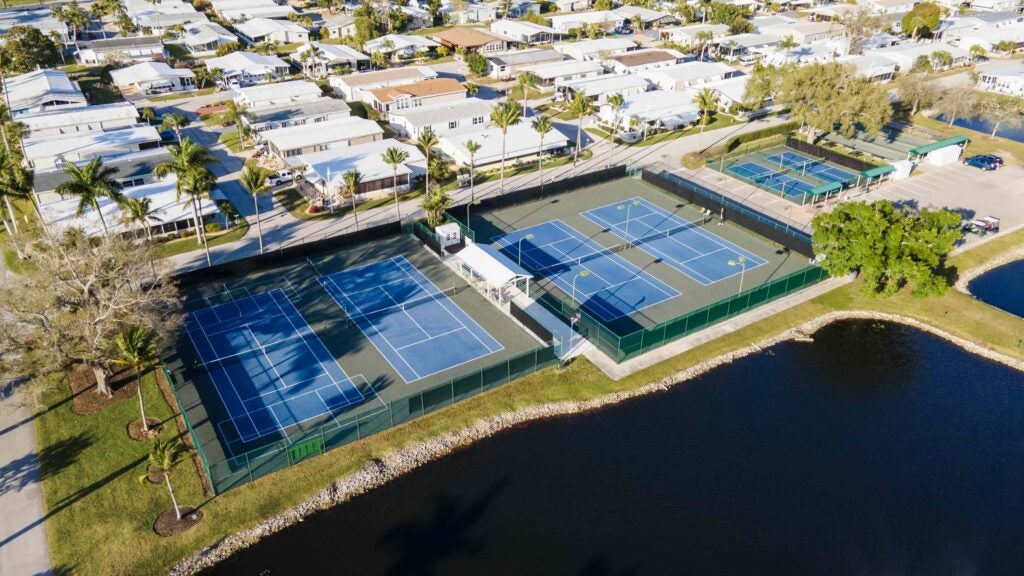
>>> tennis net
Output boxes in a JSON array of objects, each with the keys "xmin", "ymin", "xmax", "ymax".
[{"xmin": 328, "ymin": 285, "xmax": 459, "ymax": 324}]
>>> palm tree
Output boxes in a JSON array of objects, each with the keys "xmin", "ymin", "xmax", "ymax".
[
  {"xmin": 381, "ymin": 146, "xmax": 410, "ymax": 221},
  {"xmin": 139, "ymin": 106, "xmax": 157, "ymax": 125},
  {"xmin": 138, "ymin": 438, "xmax": 191, "ymax": 521},
  {"xmin": 699, "ymin": 0, "xmax": 713, "ymax": 23},
  {"xmin": 114, "ymin": 325, "xmax": 157, "ymax": 434},
  {"xmin": 530, "ymin": 115, "xmax": 552, "ymax": 186},
  {"xmin": 604, "ymin": 92, "xmax": 624, "ymax": 168},
  {"xmin": 778, "ymin": 35, "xmax": 798, "ymax": 61},
  {"xmin": 239, "ymin": 166, "xmax": 267, "ymax": 254},
  {"xmin": 489, "ymin": 101, "xmax": 522, "ymax": 195},
  {"xmin": 55, "ymin": 158, "xmax": 124, "ymax": 237},
  {"xmin": 418, "ymin": 128, "xmax": 439, "ymax": 196},
  {"xmin": 0, "ymin": 149, "xmax": 31, "ymax": 234},
  {"xmin": 341, "ymin": 169, "xmax": 362, "ymax": 230},
  {"xmin": 465, "ymin": 82, "xmax": 480, "ymax": 97},
  {"xmin": 120, "ymin": 197, "xmax": 162, "ymax": 241},
  {"xmin": 693, "ymin": 87, "xmax": 720, "ymax": 148},
  {"xmin": 179, "ymin": 167, "xmax": 216, "ymax": 267},
  {"xmin": 517, "ymin": 72, "xmax": 537, "ymax": 117},
  {"xmin": 222, "ymin": 101, "xmax": 247, "ymax": 149},
  {"xmin": 464, "ymin": 139, "xmax": 481, "ymax": 202},
  {"xmin": 154, "ymin": 138, "xmax": 216, "ymax": 247},
  {"xmin": 159, "ymin": 113, "xmax": 189, "ymax": 144},
  {"xmin": 567, "ymin": 91, "xmax": 593, "ymax": 170},
  {"xmin": 421, "ymin": 188, "xmax": 453, "ymax": 228}
]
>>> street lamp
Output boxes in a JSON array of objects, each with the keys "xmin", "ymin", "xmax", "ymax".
[
  {"xmin": 618, "ymin": 199, "xmax": 641, "ymax": 242},
  {"xmin": 517, "ymin": 233, "xmax": 535, "ymax": 266},
  {"xmin": 569, "ymin": 270, "xmax": 589, "ymax": 351},
  {"xmin": 727, "ymin": 255, "xmax": 747, "ymax": 295},
  {"xmin": 465, "ymin": 199, "xmax": 480, "ymax": 233}
]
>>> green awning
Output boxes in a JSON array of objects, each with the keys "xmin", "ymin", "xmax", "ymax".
[
  {"xmin": 810, "ymin": 181, "xmax": 842, "ymax": 196},
  {"xmin": 860, "ymin": 164, "xmax": 895, "ymax": 178},
  {"xmin": 910, "ymin": 135, "xmax": 968, "ymax": 156}
]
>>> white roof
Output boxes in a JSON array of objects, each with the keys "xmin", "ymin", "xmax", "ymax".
[
  {"xmin": 705, "ymin": 75, "xmax": 751, "ymax": 102},
  {"xmin": 554, "ymin": 37, "xmax": 635, "ymax": 57},
  {"xmin": 290, "ymin": 138, "xmax": 425, "ymax": 186},
  {"xmin": 18, "ymin": 102, "xmax": 139, "ymax": 133},
  {"xmin": 294, "ymin": 42, "xmax": 369, "ymax": 63},
  {"xmin": 206, "ymin": 52, "xmax": 289, "ymax": 75},
  {"xmin": 4, "ymin": 69, "xmax": 85, "ymax": 113},
  {"xmin": 263, "ymin": 117, "xmax": 383, "ymax": 151},
  {"xmin": 660, "ymin": 23, "xmax": 729, "ymax": 38},
  {"xmin": 183, "ymin": 21, "xmax": 235, "ymax": 46},
  {"xmin": 364, "ymin": 34, "xmax": 439, "ymax": 53},
  {"xmin": 0, "ymin": 8, "xmax": 67, "ymax": 37},
  {"xmin": 558, "ymin": 73, "xmax": 648, "ymax": 94},
  {"xmin": 442, "ymin": 122, "xmax": 570, "ymax": 165},
  {"xmin": 548, "ymin": 10, "xmax": 621, "ymax": 26},
  {"xmin": 977, "ymin": 59, "xmax": 1024, "ymax": 77},
  {"xmin": 490, "ymin": 19, "xmax": 559, "ymax": 35},
  {"xmin": 24, "ymin": 125, "xmax": 161, "ymax": 165},
  {"xmin": 235, "ymin": 80, "xmax": 322, "ymax": 108},
  {"xmin": 214, "ymin": 0, "xmax": 295, "ymax": 19},
  {"xmin": 641, "ymin": 61, "xmax": 737, "ymax": 85},
  {"xmin": 389, "ymin": 98, "xmax": 494, "ymax": 127},
  {"xmin": 613, "ymin": 5, "xmax": 672, "ymax": 22},
  {"xmin": 332, "ymin": 65, "xmax": 436, "ymax": 88},
  {"xmin": 836, "ymin": 54, "xmax": 897, "ymax": 77},
  {"xmin": 455, "ymin": 241, "xmax": 531, "ymax": 288},
  {"xmin": 109, "ymin": 62, "xmax": 195, "ymax": 87},
  {"xmin": 870, "ymin": 42, "xmax": 969, "ymax": 62},
  {"xmin": 522, "ymin": 59, "xmax": 604, "ymax": 80},
  {"xmin": 235, "ymin": 17, "xmax": 306, "ymax": 37},
  {"xmin": 40, "ymin": 175, "xmax": 219, "ymax": 237},
  {"xmin": 601, "ymin": 90, "xmax": 700, "ymax": 123}
]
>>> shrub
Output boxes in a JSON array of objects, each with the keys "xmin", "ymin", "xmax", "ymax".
[{"xmin": 205, "ymin": 222, "xmax": 223, "ymax": 233}]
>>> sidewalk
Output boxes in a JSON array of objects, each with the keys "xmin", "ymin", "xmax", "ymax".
[{"xmin": 0, "ymin": 389, "xmax": 52, "ymax": 576}]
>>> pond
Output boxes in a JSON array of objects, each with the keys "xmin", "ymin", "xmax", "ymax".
[
  {"xmin": 934, "ymin": 114, "xmax": 1024, "ymax": 144},
  {"xmin": 203, "ymin": 321, "xmax": 1024, "ymax": 576},
  {"xmin": 970, "ymin": 259, "xmax": 1024, "ymax": 317}
]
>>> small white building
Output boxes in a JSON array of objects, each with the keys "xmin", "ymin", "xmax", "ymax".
[
  {"xmin": 556, "ymin": 73, "xmax": 648, "ymax": 104},
  {"xmin": 235, "ymin": 18, "xmax": 309, "ymax": 45},
  {"xmin": 293, "ymin": 43, "xmax": 370, "ymax": 76},
  {"xmin": 262, "ymin": 116, "xmax": 384, "ymax": 159},
  {"xmin": 182, "ymin": 21, "xmax": 237, "ymax": 55},
  {"xmin": 123, "ymin": 0, "xmax": 206, "ymax": 33},
  {"xmin": 612, "ymin": 5, "xmax": 677, "ymax": 29},
  {"xmin": 0, "ymin": 8, "xmax": 68, "ymax": 42},
  {"xmin": 365, "ymin": 78, "xmax": 467, "ymax": 114},
  {"xmin": 547, "ymin": 11, "xmax": 624, "ymax": 33},
  {"xmin": 439, "ymin": 122, "xmax": 571, "ymax": 168},
  {"xmin": 598, "ymin": 90, "xmax": 700, "ymax": 132},
  {"xmin": 18, "ymin": 102, "xmax": 140, "ymax": 140},
  {"xmin": 836, "ymin": 54, "xmax": 897, "ymax": 82},
  {"xmin": 658, "ymin": 24, "xmax": 729, "ymax": 46},
  {"xmin": 329, "ymin": 66, "xmax": 437, "ymax": 101},
  {"xmin": 388, "ymin": 98, "xmax": 493, "ymax": 141},
  {"xmin": 971, "ymin": 0, "xmax": 1023, "ymax": 11},
  {"xmin": 211, "ymin": 0, "xmax": 295, "ymax": 21},
  {"xmin": 603, "ymin": 48, "xmax": 686, "ymax": 74},
  {"xmin": 23, "ymin": 125, "xmax": 162, "ymax": 169},
  {"xmin": 109, "ymin": 62, "xmax": 195, "ymax": 95},
  {"xmin": 977, "ymin": 60, "xmax": 1024, "ymax": 96},
  {"xmin": 521, "ymin": 59, "xmax": 605, "ymax": 88},
  {"xmin": 243, "ymin": 97, "xmax": 352, "ymax": 133},
  {"xmin": 363, "ymin": 34, "xmax": 440, "ymax": 60},
  {"xmin": 955, "ymin": 24, "xmax": 1024, "ymax": 53},
  {"xmin": 4, "ymin": 70, "xmax": 86, "ymax": 115},
  {"xmin": 322, "ymin": 14, "xmax": 358, "ymax": 39},
  {"xmin": 640, "ymin": 61, "xmax": 739, "ymax": 91},
  {"xmin": 760, "ymin": 21, "xmax": 844, "ymax": 44},
  {"xmin": 490, "ymin": 20, "xmax": 561, "ymax": 45},
  {"xmin": 289, "ymin": 139, "xmax": 426, "ymax": 204},
  {"xmin": 868, "ymin": 42, "xmax": 971, "ymax": 70},
  {"xmin": 554, "ymin": 37, "xmax": 636, "ymax": 61},
  {"xmin": 487, "ymin": 49, "xmax": 564, "ymax": 79},
  {"xmin": 234, "ymin": 80, "xmax": 323, "ymax": 109},
  {"xmin": 77, "ymin": 37, "xmax": 165, "ymax": 65},
  {"xmin": 205, "ymin": 52, "xmax": 291, "ymax": 86}
]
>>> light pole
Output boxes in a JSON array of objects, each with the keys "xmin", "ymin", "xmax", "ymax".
[
  {"xmin": 517, "ymin": 233, "xmax": 535, "ymax": 267},
  {"xmin": 727, "ymin": 255, "xmax": 747, "ymax": 295},
  {"xmin": 618, "ymin": 199, "xmax": 641, "ymax": 242},
  {"xmin": 569, "ymin": 270, "xmax": 589, "ymax": 351},
  {"xmin": 465, "ymin": 199, "xmax": 480, "ymax": 234}
]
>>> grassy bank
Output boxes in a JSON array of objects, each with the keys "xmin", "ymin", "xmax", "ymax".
[
  {"xmin": 36, "ymin": 227, "xmax": 1024, "ymax": 575},
  {"xmin": 914, "ymin": 113, "xmax": 1024, "ymax": 164},
  {"xmin": 151, "ymin": 221, "xmax": 249, "ymax": 259}
]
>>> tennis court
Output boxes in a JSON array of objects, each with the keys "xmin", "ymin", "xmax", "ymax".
[
  {"xmin": 185, "ymin": 289, "xmax": 365, "ymax": 450},
  {"xmin": 493, "ymin": 220, "xmax": 679, "ymax": 322},
  {"xmin": 319, "ymin": 256, "xmax": 504, "ymax": 383},
  {"xmin": 764, "ymin": 151, "xmax": 856, "ymax": 184},
  {"xmin": 726, "ymin": 162, "xmax": 816, "ymax": 198},
  {"xmin": 581, "ymin": 197, "xmax": 767, "ymax": 286}
]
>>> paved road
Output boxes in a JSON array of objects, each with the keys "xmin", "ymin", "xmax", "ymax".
[{"xmin": 0, "ymin": 388, "xmax": 52, "ymax": 576}]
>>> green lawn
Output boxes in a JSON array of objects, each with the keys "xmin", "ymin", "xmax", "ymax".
[
  {"xmin": 78, "ymin": 77, "xmax": 124, "ymax": 105},
  {"xmin": 148, "ymin": 88, "xmax": 217, "ymax": 102},
  {"xmin": 151, "ymin": 220, "xmax": 249, "ymax": 259},
  {"xmin": 34, "ymin": 222, "xmax": 1024, "ymax": 575},
  {"xmin": 217, "ymin": 131, "xmax": 242, "ymax": 153},
  {"xmin": 914, "ymin": 113, "xmax": 1024, "ymax": 165},
  {"xmin": 586, "ymin": 115, "xmax": 742, "ymax": 148},
  {"xmin": 274, "ymin": 184, "xmax": 425, "ymax": 221}
]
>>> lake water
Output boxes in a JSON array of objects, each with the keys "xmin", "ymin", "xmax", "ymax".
[
  {"xmin": 970, "ymin": 260, "xmax": 1024, "ymax": 317},
  {"xmin": 934, "ymin": 114, "xmax": 1024, "ymax": 144},
  {"xmin": 203, "ymin": 322, "xmax": 1024, "ymax": 576}
]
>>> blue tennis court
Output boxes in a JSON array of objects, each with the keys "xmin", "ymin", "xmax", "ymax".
[
  {"xmin": 185, "ymin": 289, "xmax": 365, "ymax": 448},
  {"xmin": 319, "ymin": 256, "xmax": 503, "ymax": 383},
  {"xmin": 582, "ymin": 198, "xmax": 767, "ymax": 286},
  {"xmin": 764, "ymin": 150, "xmax": 856, "ymax": 184},
  {"xmin": 726, "ymin": 162, "xmax": 815, "ymax": 198},
  {"xmin": 493, "ymin": 220, "xmax": 679, "ymax": 322}
]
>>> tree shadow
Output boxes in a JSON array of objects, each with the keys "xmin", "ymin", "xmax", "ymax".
[
  {"xmin": 377, "ymin": 475, "xmax": 510, "ymax": 576},
  {"xmin": 35, "ymin": 562, "xmax": 76, "ymax": 576},
  {"xmin": 0, "ymin": 432, "xmax": 92, "ymax": 498},
  {"xmin": 0, "ymin": 382, "xmax": 86, "ymax": 440}
]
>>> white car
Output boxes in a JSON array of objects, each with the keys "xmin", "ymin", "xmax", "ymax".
[{"xmin": 265, "ymin": 170, "xmax": 294, "ymax": 187}]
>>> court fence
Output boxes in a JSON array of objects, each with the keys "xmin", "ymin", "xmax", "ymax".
[
  {"xmin": 407, "ymin": 219, "xmax": 444, "ymax": 257},
  {"xmin": 166, "ymin": 342, "xmax": 560, "ymax": 494},
  {"xmin": 783, "ymin": 137, "xmax": 881, "ymax": 172},
  {"xmin": 537, "ymin": 265, "xmax": 829, "ymax": 363}
]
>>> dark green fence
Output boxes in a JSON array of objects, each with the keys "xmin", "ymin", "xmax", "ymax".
[
  {"xmin": 172, "ymin": 343, "xmax": 559, "ymax": 494},
  {"xmin": 538, "ymin": 266, "xmax": 828, "ymax": 363}
]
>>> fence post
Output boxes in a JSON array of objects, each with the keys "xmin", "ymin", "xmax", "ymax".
[{"xmin": 246, "ymin": 453, "xmax": 253, "ymax": 484}]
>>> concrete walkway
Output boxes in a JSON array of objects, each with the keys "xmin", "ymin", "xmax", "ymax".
[{"xmin": 0, "ymin": 388, "xmax": 52, "ymax": 576}]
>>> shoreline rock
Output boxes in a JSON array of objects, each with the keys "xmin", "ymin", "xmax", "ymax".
[
  {"xmin": 954, "ymin": 245, "xmax": 1024, "ymax": 294},
  {"xmin": 168, "ymin": 312, "xmax": 1024, "ymax": 576}
]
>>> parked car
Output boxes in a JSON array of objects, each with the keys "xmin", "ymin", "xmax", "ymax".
[
  {"xmin": 159, "ymin": 130, "xmax": 177, "ymax": 144},
  {"xmin": 980, "ymin": 153, "xmax": 1004, "ymax": 166},
  {"xmin": 963, "ymin": 215, "xmax": 1001, "ymax": 236},
  {"xmin": 265, "ymin": 169, "xmax": 294, "ymax": 187},
  {"xmin": 964, "ymin": 155, "xmax": 1000, "ymax": 170}
]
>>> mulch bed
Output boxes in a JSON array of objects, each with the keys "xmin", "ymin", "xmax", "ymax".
[
  {"xmin": 70, "ymin": 364, "xmax": 139, "ymax": 415},
  {"xmin": 127, "ymin": 417, "xmax": 165, "ymax": 441},
  {"xmin": 154, "ymin": 507, "xmax": 203, "ymax": 537}
]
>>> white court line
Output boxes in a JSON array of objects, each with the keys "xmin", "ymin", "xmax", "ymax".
[
  {"xmin": 185, "ymin": 316, "xmax": 260, "ymax": 436},
  {"xmin": 378, "ymin": 286, "xmax": 433, "ymax": 343}
]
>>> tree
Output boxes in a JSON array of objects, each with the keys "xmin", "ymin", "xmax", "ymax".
[
  {"xmin": 978, "ymin": 94, "xmax": 1024, "ymax": 137},
  {"xmin": 604, "ymin": 93, "xmax": 624, "ymax": 167},
  {"xmin": 465, "ymin": 52, "xmax": 488, "ymax": 76},
  {"xmin": 120, "ymin": 197, "xmax": 162, "ymax": 241},
  {"xmin": 154, "ymin": 138, "xmax": 216, "ymax": 249},
  {"xmin": 239, "ymin": 166, "xmax": 267, "ymax": 254},
  {"xmin": 1, "ymin": 26, "xmax": 61, "ymax": 72},
  {"xmin": 489, "ymin": 101, "xmax": 522, "ymax": 195},
  {"xmin": 994, "ymin": 40, "xmax": 1017, "ymax": 55},
  {"xmin": 894, "ymin": 71, "xmax": 937, "ymax": 116},
  {"xmin": 775, "ymin": 62, "xmax": 891, "ymax": 143},
  {"xmin": 140, "ymin": 106, "xmax": 157, "ymax": 125},
  {"xmin": 778, "ymin": 34, "xmax": 798, "ymax": 60},
  {"xmin": 0, "ymin": 149, "xmax": 31, "ymax": 235},
  {"xmin": 0, "ymin": 231, "xmax": 182, "ymax": 397},
  {"xmin": 695, "ymin": 30, "xmax": 714, "ymax": 60},
  {"xmin": 741, "ymin": 62, "xmax": 778, "ymax": 111},
  {"xmin": 464, "ymin": 82, "xmax": 480, "ymax": 97},
  {"xmin": 931, "ymin": 50, "xmax": 952, "ymax": 69},
  {"xmin": 838, "ymin": 7, "xmax": 883, "ymax": 55},
  {"xmin": 116, "ymin": 10, "xmax": 137, "ymax": 37},
  {"xmin": 464, "ymin": 139, "xmax": 481, "ymax": 202},
  {"xmin": 699, "ymin": 0, "xmax": 713, "ymax": 23},
  {"xmin": 530, "ymin": 115, "xmax": 553, "ymax": 186},
  {"xmin": 370, "ymin": 51, "xmax": 388, "ymax": 70},
  {"xmin": 159, "ymin": 113, "xmax": 190, "ymax": 144},
  {"xmin": 421, "ymin": 187, "xmax": 452, "ymax": 227},
  {"xmin": 902, "ymin": 2, "xmax": 941, "ymax": 39},
  {"xmin": 381, "ymin": 146, "xmax": 410, "ymax": 221},
  {"xmin": 178, "ymin": 168, "xmax": 215, "ymax": 267},
  {"xmin": 811, "ymin": 201, "xmax": 961, "ymax": 297},
  {"xmin": 517, "ymin": 71, "xmax": 538, "ymax": 116},
  {"xmin": 969, "ymin": 44, "xmax": 987, "ymax": 60},
  {"xmin": 340, "ymin": 169, "xmax": 362, "ymax": 229},
  {"xmin": 215, "ymin": 41, "xmax": 242, "ymax": 57},
  {"xmin": 728, "ymin": 16, "xmax": 753, "ymax": 35},
  {"xmin": 567, "ymin": 91, "xmax": 593, "ymax": 167},
  {"xmin": 693, "ymin": 87, "xmax": 719, "ymax": 147},
  {"xmin": 139, "ymin": 438, "xmax": 191, "ymax": 520},
  {"xmin": 114, "ymin": 325, "xmax": 157, "ymax": 434},
  {"xmin": 222, "ymin": 100, "xmax": 247, "ymax": 149},
  {"xmin": 417, "ymin": 128, "xmax": 440, "ymax": 197},
  {"xmin": 51, "ymin": 0, "xmax": 90, "ymax": 44},
  {"xmin": 55, "ymin": 158, "xmax": 124, "ymax": 238},
  {"xmin": 594, "ymin": 0, "xmax": 612, "ymax": 11},
  {"xmin": 935, "ymin": 85, "xmax": 977, "ymax": 126},
  {"xmin": 193, "ymin": 66, "xmax": 216, "ymax": 89}
]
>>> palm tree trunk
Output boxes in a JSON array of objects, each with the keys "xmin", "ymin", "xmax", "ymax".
[
  {"xmin": 469, "ymin": 159, "xmax": 475, "ymax": 201},
  {"xmin": 500, "ymin": 131, "xmax": 507, "ymax": 194},
  {"xmin": 137, "ymin": 369, "xmax": 149, "ymax": 432},
  {"xmin": 190, "ymin": 197, "xmax": 203, "ymax": 245},
  {"xmin": 574, "ymin": 122, "xmax": 583, "ymax": 174},
  {"xmin": 254, "ymin": 193, "xmax": 264, "ymax": 254},
  {"xmin": 3, "ymin": 196, "xmax": 17, "ymax": 234},
  {"xmin": 350, "ymin": 194, "xmax": 359, "ymax": 230},
  {"xmin": 164, "ymin": 473, "xmax": 182, "ymax": 520},
  {"xmin": 392, "ymin": 170, "xmax": 401, "ymax": 221},
  {"xmin": 94, "ymin": 200, "xmax": 111, "ymax": 237}
]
